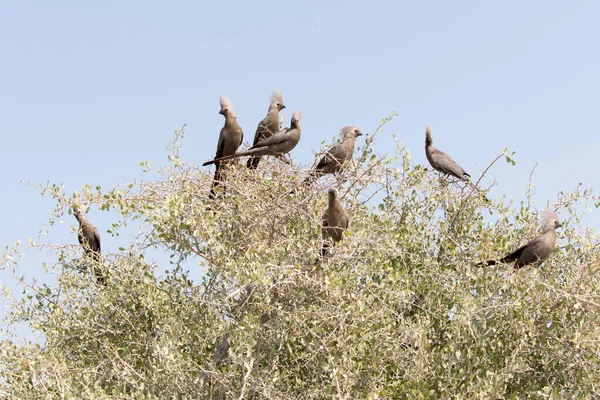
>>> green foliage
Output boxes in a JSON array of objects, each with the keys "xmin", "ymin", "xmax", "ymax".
[{"xmin": 2, "ymin": 121, "xmax": 600, "ymax": 399}]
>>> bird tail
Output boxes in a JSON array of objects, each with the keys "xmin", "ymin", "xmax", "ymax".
[
  {"xmin": 290, "ymin": 170, "xmax": 322, "ymax": 195},
  {"xmin": 203, "ymin": 149, "xmax": 257, "ymax": 167},
  {"xmin": 476, "ymin": 259, "xmax": 497, "ymax": 267},
  {"xmin": 89, "ymin": 252, "xmax": 107, "ymax": 285},
  {"xmin": 302, "ymin": 169, "xmax": 322, "ymax": 186},
  {"xmin": 467, "ymin": 180, "xmax": 490, "ymax": 203},
  {"xmin": 476, "ymin": 248, "xmax": 522, "ymax": 267},
  {"xmin": 94, "ymin": 266, "xmax": 108, "ymax": 285},
  {"xmin": 209, "ymin": 165, "xmax": 226, "ymax": 199},
  {"xmin": 246, "ymin": 155, "xmax": 262, "ymax": 170},
  {"xmin": 321, "ymin": 239, "xmax": 333, "ymax": 257}
]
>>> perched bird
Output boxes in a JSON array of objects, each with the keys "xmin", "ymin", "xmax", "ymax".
[
  {"xmin": 203, "ymin": 110, "xmax": 302, "ymax": 166},
  {"xmin": 208, "ymin": 95, "xmax": 244, "ymax": 199},
  {"xmin": 247, "ymin": 90, "xmax": 286, "ymax": 169},
  {"xmin": 425, "ymin": 124, "xmax": 488, "ymax": 201},
  {"xmin": 425, "ymin": 124, "xmax": 471, "ymax": 180},
  {"xmin": 213, "ymin": 332, "xmax": 230, "ymax": 366},
  {"xmin": 476, "ymin": 209, "xmax": 562, "ymax": 269},
  {"xmin": 321, "ymin": 188, "xmax": 350, "ymax": 256},
  {"xmin": 303, "ymin": 126, "xmax": 362, "ymax": 186},
  {"xmin": 73, "ymin": 205, "xmax": 106, "ymax": 285}
]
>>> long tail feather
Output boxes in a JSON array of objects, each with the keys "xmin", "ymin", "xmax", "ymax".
[{"xmin": 203, "ymin": 149, "xmax": 256, "ymax": 166}]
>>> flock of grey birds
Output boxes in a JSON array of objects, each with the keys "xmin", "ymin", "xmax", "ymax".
[{"xmin": 73, "ymin": 90, "xmax": 562, "ymax": 285}]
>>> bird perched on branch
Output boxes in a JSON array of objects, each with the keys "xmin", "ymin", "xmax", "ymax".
[
  {"xmin": 247, "ymin": 90, "xmax": 286, "ymax": 170},
  {"xmin": 213, "ymin": 332, "xmax": 230, "ymax": 366},
  {"xmin": 425, "ymin": 124, "xmax": 489, "ymax": 201},
  {"xmin": 203, "ymin": 110, "xmax": 302, "ymax": 166},
  {"xmin": 302, "ymin": 126, "xmax": 362, "ymax": 186},
  {"xmin": 476, "ymin": 208, "xmax": 562, "ymax": 269},
  {"xmin": 208, "ymin": 95, "xmax": 244, "ymax": 199},
  {"xmin": 73, "ymin": 205, "xmax": 106, "ymax": 285},
  {"xmin": 321, "ymin": 188, "xmax": 349, "ymax": 256}
]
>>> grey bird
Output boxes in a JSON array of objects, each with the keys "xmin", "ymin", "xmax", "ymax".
[
  {"xmin": 208, "ymin": 95, "xmax": 244, "ymax": 199},
  {"xmin": 247, "ymin": 90, "xmax": 286, "ymax": 169},
  {"xmin": 425, "ymin": 124, "xmax": 488, "ymax": 201},
  {"xmin": 303, "ymin": 126, "xmax": 362, "ymax": 186},
  {"xmin": 425, "ymin": 123, "xmax": 471, "ymax": 180},
  {"xmin": 213, "ymin": 332, "xmax": 230, "ymax": 366},
  {"xmin": 321, "ymin": 188, "xmax": 350, "ymax": 256},
  {"xmin": 203, "ymin": 110, "xmax": 302, "ymax": 166},
  {"xmin": 476, "ymin": 209, "xmax": 562, "ymax": 269},
  {"xmin": 73, "ymin": 205, "xmax": 106, "ymax": 285}
]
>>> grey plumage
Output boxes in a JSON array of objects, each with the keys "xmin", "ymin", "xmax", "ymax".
[
  {"xmin": 425, "ymin": 124, "xmax": 471, "ymax": 180},
  {"xmin": 321, "ymin": 188, "xmax": 349, "ymax": 256},
  {"xmin": 209, "ymin": 95, "xmax": 244, "ymax": 199},
  {"xmin": 213, "ymin": 332, "xmax": 230, "ymax": 366},
  {"xmin": 303, "ymin": 126, "xmax": 362, "ymax": 185},
  {"xmin": 203, "ymin": 110, "xmax": 302, "ymax": 166},
  {"xmin": 247, "ymin": 90, "xmax": 286, "ymax": 169},
  {"xmin": 425, "ymin": 124, "xmax": 488, "ymax": 201},
  {"xmin": 74, "ymin": 205, "xmax": 106, "ymax": 285},
  {"xmin": 477, "ymin": 209, "xmax": 562, "ymax": 269}
]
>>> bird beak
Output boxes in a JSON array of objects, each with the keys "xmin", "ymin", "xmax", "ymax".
[
  {"xmin": 557, "ymin": 223, "xmax": 563, "ymax": 228},
  {"xmin": 280, "ymin": 104, "xmax": 286, "ymax": 110},
  {"xmin": 218, "ymin": 110, "xmax": 224, "ymax": 115},
  {"xmin": 357, "ymin": 132, "xmax": 363, "ymax": 136}
]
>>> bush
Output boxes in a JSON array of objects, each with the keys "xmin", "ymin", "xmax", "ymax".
[{"xmin": 2, "ymin": 120, "xmax": 600, "ymax": 399}]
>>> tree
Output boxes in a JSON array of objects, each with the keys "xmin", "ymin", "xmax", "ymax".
[{"xmin": 2, "ymin": 118, "xmax": 600, "ymax": 399}]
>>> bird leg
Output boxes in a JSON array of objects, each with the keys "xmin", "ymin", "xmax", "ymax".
[
  {"xmin": 276, "ymin": 154, "xmax": 294, "ymax": 167},
  {"xmin": 275, "ymin": 154, "xmax": 290, "ymax": 165}
]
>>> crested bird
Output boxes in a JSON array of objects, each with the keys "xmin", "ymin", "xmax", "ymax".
[
  {"xmin": 477, "ymin": 208, "xmax": 562, "ymax": 269},
  {"xmin": 208, "ymin": 95, "xmax": 244, "ymax": 199},
  {"xmin": 247, "ymin": 90, "xmax": 286, "ymax": 169}
]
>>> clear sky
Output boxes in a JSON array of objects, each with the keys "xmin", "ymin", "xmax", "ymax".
[{"xmin": 1, "ymin": 1, "xmax": 599, "ymax": 340}]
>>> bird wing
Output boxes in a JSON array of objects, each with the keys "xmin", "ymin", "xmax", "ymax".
[
  {"xmin": 431, "ymin": 150, "xmax": 468, "ymax": 180},
  {"xmin": 215, "ymin": 136, "xmax": 226, "ymax": 159},
  {"xmin": 498, "ymin": 244, "xmax": 527, "ymax": 263},
  {"xmin": 253, "ymin": 118, "xmax": 269, "ymax": 145},
  {"xmin": 251, "ymin": 128, "xmax": 289, "ymax": 149},
  {"xmin": 477, "ymin": 243, "xmax": 526, "ymax": 267},
  {"xmin": 316, "ymin": 143, "xmax": 344, "ymax": 169},
  {"xmin": 77, "ymin": 229, "xmax": 84, "ymax": 246},
  {"xmin": 322, "ymin": 211, "xmax": 329, "ymax": 228},
  {"xmin": 92, "ymin": 226, "xmax": 101, "ymax": 253},
  {"xmin": 513, "ymin": 234, "xmax": 553, "ymax": 268}
]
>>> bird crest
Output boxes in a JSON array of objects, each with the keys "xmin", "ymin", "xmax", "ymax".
[
  {"xmin": 540, "ymin": 207, "xmax": 559, "ymax": 227},
  {"xmin": 292, "ymin": 110, "xmax": 302, "ymax": 124},
  {"xmin": 270, "ymin": 90, "xmax": 283, "ymax": 104},
  {"xmin": 219, "ymin": 95, "xmax": 236, "ymax": 117},
  {"xmin": 72, "ymin": 201, "xmax": 88, "ymax": 221},
  {"xmin": 340, "ymin": 126, "xmax": 361, "ymax": 139},
  {"xmin": 425, "ymin": 124, "xmax": 433, "ymax": 140}
]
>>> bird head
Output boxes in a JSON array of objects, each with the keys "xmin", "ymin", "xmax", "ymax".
[
  {"xmin": 219, "ymin": 95, "xmax": 236, "ymax": 118},
  {"xmin": 328, "ymin": 187, "xmax": 338, "ymax": 201},
  {"xmin": 291, "ymin": 110, "xmax": 302, "ymax": 127},
  {"xmin": 73, "ymin": 204, "xmax": 84, "ymax": 222},
  {"xmin": 340, "ymin": 126, "xmax": 362, "ymax": 140},
  {"xmin": 425, "ymin": 124, "xmax": 433, "ymax": 145},
  {"xmin": 270, "ymin": 90, "xmax": 285, "ymax": 111},
  {"xmin": 541, "ymin": 208, "xmax": 562, "ymax": 232}
]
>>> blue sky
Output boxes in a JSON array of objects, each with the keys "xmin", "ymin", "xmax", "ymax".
[{"xmin": 1, "ymin": 1, "xmax": 599, "ymax": 339}]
